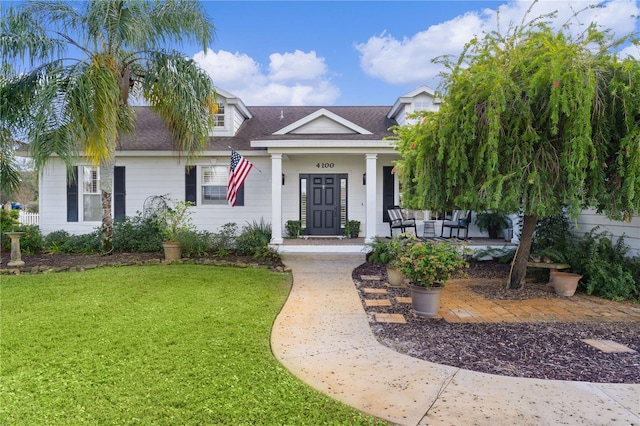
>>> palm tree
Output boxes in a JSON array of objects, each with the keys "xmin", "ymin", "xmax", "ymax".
[{"xmin": 1, "ymin": 0, "xmax": 217, "ymax": 253}]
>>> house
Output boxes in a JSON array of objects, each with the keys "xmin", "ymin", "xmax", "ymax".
[
  {"xmin": 36, "ymin": 86, "xmax": 638, "ymax": 255},
  {"xmin": 37, "ymin": 87, "xmax": 438, "ymax": 249}
]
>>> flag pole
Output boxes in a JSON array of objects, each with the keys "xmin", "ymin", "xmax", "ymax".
[{"xmin": 227, "ymin": 145, "xmax": 263, "ymax": 173}]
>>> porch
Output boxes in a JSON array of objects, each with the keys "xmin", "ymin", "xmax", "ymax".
[{"xmin": 276, "ymin": 236, "xmax": 517, "ymax": 254}]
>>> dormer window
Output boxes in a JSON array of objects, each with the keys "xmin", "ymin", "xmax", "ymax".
[
  {"xmin": 414, "ymin": 101, "xmax": 430, "ymax": 112},
  {"xmin": 214, "ymin": 103, "xmax": 226, "ymax": 127}
]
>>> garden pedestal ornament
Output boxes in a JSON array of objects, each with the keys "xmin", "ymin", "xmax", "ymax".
[{"xmin": 5, "ymin": 232, "xmax": 25, "ymax": 267}]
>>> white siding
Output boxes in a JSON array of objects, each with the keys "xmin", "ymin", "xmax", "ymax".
[
  {"xmin": 38, "ymin": 153, "xmax": 407, "ymax": 239},
  {"xmin": 231, "ymin": 105, "xmax": 245, "ymax": 134},
  {"xmin": 394, "ymin": 105, "xmax": 410, "ymax": 127},
  {"xmin": 38, "ymin": 156, "xmax": 274, "ymax": 236},
  {"xmin": 575, "ymin": 209, "xmax": 639, "ymax": 257}
]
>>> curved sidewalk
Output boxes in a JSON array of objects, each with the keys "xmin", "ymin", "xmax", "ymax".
[{"xmin": 271, "ymin": 253, "xmax": 640, "ymax": 426}]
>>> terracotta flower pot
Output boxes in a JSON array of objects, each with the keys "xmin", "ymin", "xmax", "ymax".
[
  {"xmin": 162, "ymin": 241, "xmax": 182, "ymax": 262},
  {"xmin": 386, "ymin": 266, "xmax": 405, "ymax": 287},
  {"xmin": 550, "ymin": 271, "xmax": 582, "ymax": 297}
]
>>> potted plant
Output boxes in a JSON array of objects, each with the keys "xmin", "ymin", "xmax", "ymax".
[
  {"xmin": 344, "ymin": 220, "xmax": 361, "ymax": 238},
  {"xmin": 366, "ymin": 236, "xmax": 408, "ymax": 286},
  {"xmin": 285, "ymin": 220, "xmax": 302, "ymax": 238},
  {"xmin": 396, "ymin": 240, "xmax": 468, "ymax": 317},
  {"xmin": 159, "ymin": 200, "xmax": 195, "ymax": 262},
  {"xmin": 475, "ymin": 211, "xmax": 510, "ymax": 239}
]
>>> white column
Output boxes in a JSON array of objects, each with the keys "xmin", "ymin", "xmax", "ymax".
[
  {"xmin": 365, "ymin": 154, "xmax": 377, "ymax": 243},
  {"xmin": 271, "ymin": 154, "xmax": 284, "ymax": 244}
]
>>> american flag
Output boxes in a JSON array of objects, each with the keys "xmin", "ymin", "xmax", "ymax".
[{"xmin": 227, "ymin": 149, "xmax": 253, "ymax": 206}]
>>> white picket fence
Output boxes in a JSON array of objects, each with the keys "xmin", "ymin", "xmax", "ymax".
[{"xmin": 18, "ymin": 211, "xmax": 40, "ymax": 226}]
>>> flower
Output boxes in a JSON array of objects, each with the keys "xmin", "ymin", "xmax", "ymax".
[{"xmin": 396, "ymin": 240, "xmax": 468, "ymax": 287}]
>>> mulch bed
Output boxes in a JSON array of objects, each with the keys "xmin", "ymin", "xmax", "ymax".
[{"xmin": 353, "ymin": 261, "xmax": 640, "ymax": 384}]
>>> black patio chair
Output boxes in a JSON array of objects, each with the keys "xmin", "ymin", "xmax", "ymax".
[
  {"xmin": 387, "ymin": 206, "xmax": 417, "ymax": 236},
  {"xmin": 441, "ymin": 210, "xmax": 471, "ymax": 240}
]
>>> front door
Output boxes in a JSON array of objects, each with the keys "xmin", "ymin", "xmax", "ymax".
[{"xmin": 304, "ymin": 174, "xmax": 346, "ymax": 235}]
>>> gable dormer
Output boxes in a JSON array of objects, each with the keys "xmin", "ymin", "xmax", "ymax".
[
  {"xmin": 387, "ymin": 85, "xmax": 441, "ymax": 126},
  {"xmin": 212, "ymin": 87, "xmax": 252, "ymax": 137},
  {"xmin": 274, "ymin": 108, "xmax": 372, "ymax": 135}
]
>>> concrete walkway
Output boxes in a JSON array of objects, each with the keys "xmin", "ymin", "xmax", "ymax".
[{"xmin": 271, "ymin": 253, "xmax": 640, "ymax": 426}]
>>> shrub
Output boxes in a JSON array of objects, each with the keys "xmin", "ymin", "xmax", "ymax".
[
  {"xmin": 43, "ymin": 230, "xmax": 101, "ymax": 254},
  {"xmin": 252, "ymin": 245, "xmax": 282, "ymax": 263},
  {"xmin": 10, "ymin": 225, "xmax": 43, "ymax": 254},
  {"xmin": 177, "ymin": 230, "xmax": 213, "ymax": 258},
  {"xmin": 210, "ymin": 223, "xmax": 238, "ymax": 256},
  {"xmin": 113, "ymin": 214, "xmax": 163, "ymax": 253},
  {"xmin": 531, "ymin": 212, "xmax": 573, "ymax": 263},
  {"xmin": 572, "ymin": 229, "xmax": 638, "ymax": 301},
  {"xmin": 235, "ymin": 219, "xmax": 271, "ymax": 256},
  {"xmin": 0, "ymin": 209, "xmax": 19, "ymax": 228}
]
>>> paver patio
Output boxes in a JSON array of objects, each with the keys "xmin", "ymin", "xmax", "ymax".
[{"xmin": 363, "ymin": 278, "xmax": 640, "ymax": 324}]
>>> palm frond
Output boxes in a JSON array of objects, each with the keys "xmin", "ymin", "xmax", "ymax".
[{"xmin": 142, "ymin": 51, "xmax": 215, "ymax": 160}]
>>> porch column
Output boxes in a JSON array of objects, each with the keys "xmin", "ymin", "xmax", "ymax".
[
  {"xmin": 271, "ymin": 153, "xmax": 284, "ymax": 244},
  {"xmin": 365, "ymin": 154, "xmax": 377, "ymax": 243}
]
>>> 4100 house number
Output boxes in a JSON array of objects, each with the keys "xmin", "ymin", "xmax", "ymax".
[{"xmin": 316, "ymin": 162, "xmax": 335, "ymax": 168}]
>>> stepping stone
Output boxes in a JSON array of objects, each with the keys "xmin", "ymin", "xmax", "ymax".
[
  {"xmin": 374, "ymin": 313, "xmax": 406, "ymax": 324},
  {"xmin": 360, "ymin": 275, "xmax": 382, "ymax": 281},
  {"xmin": 363, "ymin": 288, "xmax": 388, "ymax": 294},
  {"xmin": 365, "ymin": 299, "xmax": 392, "ymax": 307},
  {"xmin": 395, "ymin": 296, "xmax": 412, "ymax": 304},
  {"xmin": 582, "ymin": 339, "xmax": 638, "ymax": 353}
]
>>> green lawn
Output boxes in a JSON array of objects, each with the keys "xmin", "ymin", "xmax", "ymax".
[{"xmin": 1, "ymin": 265, "xmax": 385, "ymax": 425}]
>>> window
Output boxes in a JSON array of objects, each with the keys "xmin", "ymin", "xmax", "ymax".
[
  {"xmin": 202, "ymin": 166, "xmax": 228, "ymax": 204},
  {"xmin": 214, "ymin": 103, "xmax": 225, "ymax": 127},
  {"xmin": 82, "ymin": 166, "xmax": 101, "ymax": 221},
  {"xmin": 414, "ymin": 101, "xmax": 430, "ymax": 112}
]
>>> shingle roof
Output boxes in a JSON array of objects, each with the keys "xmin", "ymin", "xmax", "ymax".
[{"xmin": 118, "ymin": 105, "xmax": 397, "ymax": 152}]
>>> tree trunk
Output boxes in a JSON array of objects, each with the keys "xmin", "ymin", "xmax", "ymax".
[
  {"xmin": 101, "ymin": 160, "xmax": 115, "ymax": 255},
  {"xmin": 507, "ymin": 214, "xmax": 538, "ymax": 290}
]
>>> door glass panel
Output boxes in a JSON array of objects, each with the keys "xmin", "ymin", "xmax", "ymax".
[
  {"xmin": 340, "ymin": 178, "xmax": 347, "ymax": 228},
  {"xmin": 300, "ymin": 178, "xmax": 307, "ymax": 229}
]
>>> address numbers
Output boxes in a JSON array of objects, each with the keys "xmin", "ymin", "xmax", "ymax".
[{"xmin": 316, "ymin": 162, "xmax": 335, "ymax": 168}]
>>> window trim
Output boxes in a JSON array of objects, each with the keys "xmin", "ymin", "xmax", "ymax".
[
  {"xmin": 81, "ymin": 165, "xmax": 102, "ymax": 222},
  {"xmin": 201, "ymin": 165, "xmax": 229, "ymax": 205}
]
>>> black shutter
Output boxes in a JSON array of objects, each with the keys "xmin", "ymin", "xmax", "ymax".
[
  {"xmin": 235, "ymin": 183, "xmax": 244, "ymax": 206},
  {"xmin": 114, "ymin": 166, "xmax": 126, "ymax": 220},
  {"xmin": 185, "ymin": 166, "xmax": 197, "ymax": 204},
  {"xmin": 67, "ymin": 166, "xmax": 78, "ymax": 222},
  {"xmin": 382, "ymin": 166, "xmax": 394, "ymax": 222}
]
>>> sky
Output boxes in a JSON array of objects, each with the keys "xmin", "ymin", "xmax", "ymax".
[
  {"xmin": 2, "ymin": 1, "xmax": 639, "ymax": 106},
  {"xmin": 188, "ymin": 0, "xmax": 640, "ymax": 106}
]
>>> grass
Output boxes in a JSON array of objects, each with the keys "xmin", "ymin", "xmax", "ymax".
[{"xmin": 1, "ymin": 265, "xmax": 386, "ymax": 425}]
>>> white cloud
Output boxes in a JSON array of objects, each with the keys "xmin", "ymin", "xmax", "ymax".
[
  {"xmin": 268, "ymin": 50, "xmax": 327, "ymax": 82},
  {"xmin": 619, "ymin": 43, "xmax": 639, "ymax": 59},
  {"xmin": 356, "ymin": 0, "xmax": 640, "ymax": 86},
  {"xmin": 193, "ymin": 49, "xmax": 339, "ymax": 105}
]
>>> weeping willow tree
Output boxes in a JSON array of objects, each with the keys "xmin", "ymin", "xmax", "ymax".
[
  {"xmin": 393, "ymin": 8, "xmax": 640, "ymax": 289},
  {"xmin": 1, "ymin": 0, "xmax": 217, "ymax": 253}
]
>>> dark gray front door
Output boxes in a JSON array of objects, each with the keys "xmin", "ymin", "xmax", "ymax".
[{"xmin": 306, "ymin": 174, "xmax": 341, "ymax": 235}]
